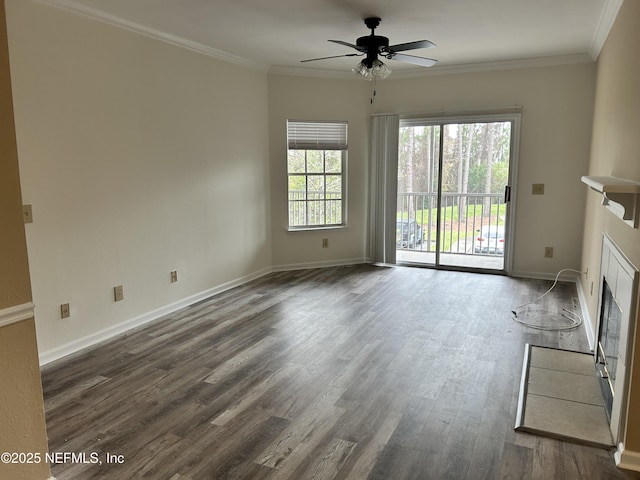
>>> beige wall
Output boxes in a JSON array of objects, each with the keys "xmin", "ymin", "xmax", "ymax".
[
  {"xmin": 0, "ymin": 0, "xmax": 50, "ymax": 478},
  {"xmin": 580, "ymin": 0, "xmax": 640, "ymax": 458},
  {"xmin": 0, "ymin": 0, "xmax": 29, "ymax": 309},
  {"xmin": 4, "ymin": 0, "xmax": 637, "ymax": 472},
  {"xmin": 268, "ymin": 75, "xmax": 371, "ymax": 268},
  {"xmin": 0, "ymin": 321, "xmax": 50, "ymax": 480},
  {"xmin": 269, "ymin": 63, "xmax": 596, "ymax": 276},
  {"xmin": 374, "ymin": 63, "xmax": 596, "ymax": 277},
  {"xmin": 7, "ymin": 0, "xmax": 599, "ymax": 361},
  {"xmin": 6, "ymin": 0, "xmax": 271, "ymax": 360},
  {"xmin": 5, "ymin": 1, "xmax": 624, "ymax": 466}
]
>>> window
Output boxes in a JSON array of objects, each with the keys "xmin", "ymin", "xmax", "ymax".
[{"xmin": 287, "ymin": 121, "xmax": 347, "ymax": 229}]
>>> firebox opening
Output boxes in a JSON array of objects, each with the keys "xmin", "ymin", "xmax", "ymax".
[{"xmin": 597, "ymin": 279, "xmax": 622, "ymax": 422}]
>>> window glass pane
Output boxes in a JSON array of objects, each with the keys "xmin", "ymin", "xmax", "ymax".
[
  {"xmin": 289, "ymin": 201, "xmax": 306, "ymax": 226},
  {"xmin": 327, "ymin": 199, "xmax": 342, "ymax": 224},
  {"xmin": 326, "ymin": 175, "xmax": 342, "ymax": 198},
  {"xmin": 288, "ymin": 150, "xmax": 306, "ymax": 173},
  {"xmin": 306, "ymin": 150, "xmax": 323, "ymax": 173},
  {"xmin": 307, "ymin": 176, "xmax": 325, "ymax": 199},
  {"xmin": 325, "ymin": 151, "xmax": 342, "ymax": 173},
  {"xmin": 307, "ymin": 200, "xmax": 325, "ymax": 225},
  {"xmin": 288, "ymin": 175, "xmax": 306, "ymax": 198}
]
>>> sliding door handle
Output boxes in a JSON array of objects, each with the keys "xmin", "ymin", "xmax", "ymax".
[{"xmin": 504, "ymin": 185, "xmax": 512, "ymax": 203}]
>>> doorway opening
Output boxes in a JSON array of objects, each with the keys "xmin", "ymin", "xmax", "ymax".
[{"xmin": 396, "ymin": 114, "xmax": 519, "ymax": 273}]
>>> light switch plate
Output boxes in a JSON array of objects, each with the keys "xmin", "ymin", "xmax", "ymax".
[
  {"xmin": 532, "ymin": 184, "xmax": 545, "ymax": 195},
  {"xmin": 114, "ymin": 285, "xmax": 124, "ymax": 302},
  {"xmin": 23, "ymin": 205, "xmax": 33, "ymax": 223}
]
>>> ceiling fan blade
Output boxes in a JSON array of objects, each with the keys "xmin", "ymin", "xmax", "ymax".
[
  {"xmin": 300, "ymin": 53, "xmax": 362, "ymax": 63},
  {"xmin": 386, "ymin": 40, "xmax": 436, "ymax": 53},
  {"xmin": 328, "ymin": 39, "xmax": 366, "ymax": 52},
  {"xmin": 387, "ymin": 53, "xmax": 438, "ymax": 67}
]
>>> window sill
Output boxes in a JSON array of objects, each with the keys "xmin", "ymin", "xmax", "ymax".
[{"xmin": 287, "ymin": 225, "xmax": 347, "ymax": 232}]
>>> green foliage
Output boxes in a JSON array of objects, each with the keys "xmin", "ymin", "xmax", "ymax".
[
  {"xmin": 468, "ymin": 161, "xmax": 509, "ymax": 193},
  {"xmin": 399, "ymin": 121, "xmax": 512, "ymax": 195},
  {"xmin": 287, "ymin": 149, "xmax": 344, "ymax": 227}
]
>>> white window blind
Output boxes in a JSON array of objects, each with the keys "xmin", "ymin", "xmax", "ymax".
[{"xmin": 287, "ymin": 121, "xmax": 348, "ymax": 150}]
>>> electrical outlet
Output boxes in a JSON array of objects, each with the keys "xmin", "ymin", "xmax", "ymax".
[
  {"xmin": 532, "ymin": 184, "xmax": 545, "ymax": 195},
  {"xmin": 60, "ymin": 303, "xmax": 70, "ymax": 319},
  {"xmin": 114, "ymin": 285, "xmax": 124, "ymax": 302},
  {"xmin": 322, "ymin": 238, "xmax": 329, "ymax": 248},
  {"xmin": 544, "ymin": 246, "xmax": 554, "ymax": 258},
  {"xmin": 23, "ymin": 205, "xmax": 33, "ymax": 224},
  {"xmin": 170, "ymin": 270, "xmax": 178, "ymax": 283}
]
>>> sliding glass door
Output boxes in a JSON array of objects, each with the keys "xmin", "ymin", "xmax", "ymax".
[{"xmin": 396, "ymin": 114, "xmax": 519, "ymax": 273}]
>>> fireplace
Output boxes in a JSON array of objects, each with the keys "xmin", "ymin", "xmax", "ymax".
[{"xmin": 595, "ymin": 234, "xmax": 638, "ymax": 446}]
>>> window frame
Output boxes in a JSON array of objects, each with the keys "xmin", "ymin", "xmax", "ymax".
[{"xmin": 286, "ymin": 121, "xmax": 348, "ymax": 231}]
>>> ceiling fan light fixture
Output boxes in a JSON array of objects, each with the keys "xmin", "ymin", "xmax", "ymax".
[
  {"xmin": 353, "ymin": 59, "xmax": 392, "ymax": 80},
  {"xmin": 305, "ymin": 18, "xmax": 436, "ymax": 77}
]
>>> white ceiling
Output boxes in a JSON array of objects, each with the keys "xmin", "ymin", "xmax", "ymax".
[{"xmin": 39, "ymin": 0, "xmax": 622, "ymax": 77}]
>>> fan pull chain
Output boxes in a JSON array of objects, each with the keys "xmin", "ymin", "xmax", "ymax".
[{"xmin": 370, "ymin": 76, "xmax": 377, "ymax": 112}]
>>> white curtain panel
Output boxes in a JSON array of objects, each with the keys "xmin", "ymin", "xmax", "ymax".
[{"xmin": 369, "ymin": 114, "xmax": 399, "ymax": 264}]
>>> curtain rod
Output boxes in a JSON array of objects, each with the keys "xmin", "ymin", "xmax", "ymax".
[{"xmin": 371, "ymin": 105, "xmax": 523, "ymax": 118}]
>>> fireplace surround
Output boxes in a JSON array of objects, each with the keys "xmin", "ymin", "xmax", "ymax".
[{"xmin": 595, "ymin": 234, "xmax": 638, "ymax": 449}]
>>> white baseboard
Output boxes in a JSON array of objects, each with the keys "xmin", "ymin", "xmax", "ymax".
[
  {"xmin": 510, "ymin": 270, "xmax": 580, "ymax": 282},
  {"xmin": 615, "ymin": 443, "xmax": 640, "ymax": 472},
  {"xmin": 38, "ymin": 260, "xmax": 369, "ymax": 365},
  {"xmin": 272, "ymin": 257, "xmax": 368, "ymax": 272},
  {"xmin": 576, "ymin": 275, "xmax": 595, "ymax": 351},
  {"xmin": 39, "ymin": 267, "xmax": 272, "ymax": 365}
]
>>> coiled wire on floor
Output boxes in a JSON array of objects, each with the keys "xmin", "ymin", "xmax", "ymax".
[{"xmin": 511, "ymin": 268, "xmax": 584, "ymax": 331}]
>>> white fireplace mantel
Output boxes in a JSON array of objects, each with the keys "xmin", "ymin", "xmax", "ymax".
[
  {"xmin": 597, "ymin": 234, "xmax": 639, "ymax": 469},
  {"xmin": 582, "ymin": 176, "xmax": 640, "ymax": 228}
]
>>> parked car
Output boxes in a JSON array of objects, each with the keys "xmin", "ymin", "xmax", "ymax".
[
  {"xmin": 474, "ymin": 225, "xmax": 505, "ymax": 255},
  {"xmin": 396, "ymin": 220, "xmax": 423, "ymax": 249}
]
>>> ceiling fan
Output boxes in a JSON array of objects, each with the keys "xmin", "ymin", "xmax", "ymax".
[{"xmin": 301, "ymin": 17, "xmax": 437, "ymax": 79}]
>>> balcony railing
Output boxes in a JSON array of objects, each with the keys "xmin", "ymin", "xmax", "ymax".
[
  {"xmin": 289, "ymin": 191, "xmax": 342, "ymax": 227},
  {"xmin": 397, "ymin": 192, "xmax": 506, "ymax": 256}
]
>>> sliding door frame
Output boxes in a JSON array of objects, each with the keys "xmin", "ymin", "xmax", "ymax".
[{"xmin": 399, "ymin": 112, "xmax": 521, "ymax": 275}]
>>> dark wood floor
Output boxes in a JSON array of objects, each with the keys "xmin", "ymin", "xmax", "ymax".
[{"xmin": 41, "ymin": 264, "xmax": 640, "ymax": 479}]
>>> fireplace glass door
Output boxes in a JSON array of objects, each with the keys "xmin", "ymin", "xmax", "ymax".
[{"xmin": 597, "ymin": 280, "xmax": 621, "ymax": 419}]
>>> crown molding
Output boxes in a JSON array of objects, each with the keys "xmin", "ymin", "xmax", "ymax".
[
  {"xmin": 270, "ymin": 53, "xmax": 594, "ymax": 80},
  {"xmin": 35, "ymin": 0, "xmax": 269, "ymax": 72},
  {"xmin": 268, "ymin": 65, "xmax": 362, "ymax": 80},
  {"xmin": 589, "ymin": 0, "xmax": 624, "ymax": 60},
  {"xmin": 394, "ymin": 53, "xmax": 594, "ymax": 78},
  {"xmin": 35, "ymin": 0, "xmax": 602, "ymax": 80}
]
